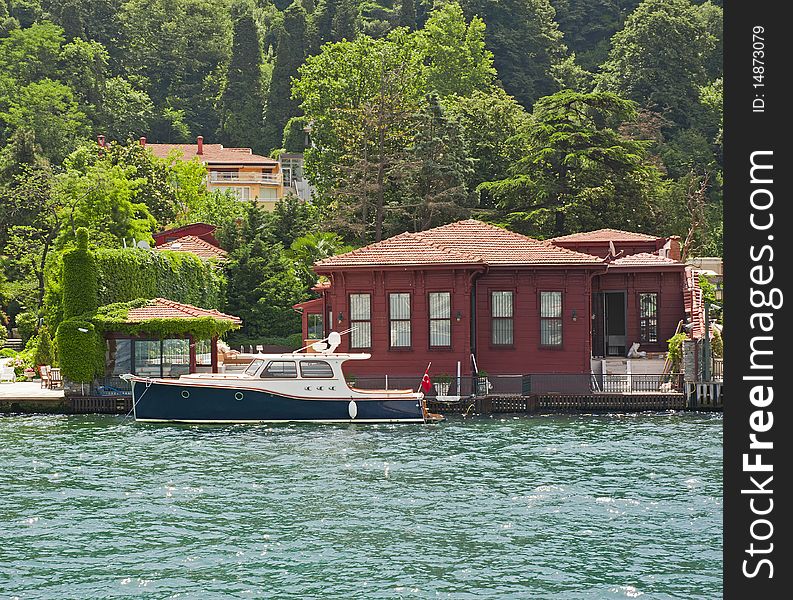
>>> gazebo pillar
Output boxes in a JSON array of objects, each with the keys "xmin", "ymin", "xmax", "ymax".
[
  {"xmin": 211, "ymin": 336, "xmax": 219, "ymax": 373},
  {"xmin": 188, "ymin": 334, "xmax": 197, "ymax": 373}
]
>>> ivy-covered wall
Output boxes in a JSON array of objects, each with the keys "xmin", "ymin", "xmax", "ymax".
[{"xmin": 95, "ymin": 248, "xmax": 226, "ymax": 309}]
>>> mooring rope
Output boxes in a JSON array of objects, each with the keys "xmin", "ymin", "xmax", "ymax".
[{"xmin": 124, "ymin": 378, "xmax": 153, "ymax": 419}]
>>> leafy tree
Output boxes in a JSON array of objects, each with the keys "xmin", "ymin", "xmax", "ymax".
[
  {"xmin": 393, "ymin": 94, "xmax": 474, "ymax": 233},
  {"xmin": 444, "ymin": 87, "xmax": 531, "ymax": 192},
  {"xmin": 54, "ymin": 146, "xmax": 156, "ymax": 248},
  {"xmin": 459, "ymin": 0, "xmax": 566, "ymax": 107},
  {"xmin": 294, "ymin": 29, "xmax": 424, "ymax": 242},
  {"xmin": 1, "ymin": 79, "xmax": 89, "ymax": 164},
  {"xmin": 398, "ymin": 0, "xmax": 416, "ymax": 29},
  {"xmin": 93, "ymin": 77, "xmax": 156, "ymax": 140},
  {"xmin": 224, "ymin": 234, "xmax": 305, "ymax": 339},
  {"xmin": 217, "ymin": 1, "xmax": 266, "ymax": 151},
  {"xmin": 595, "ymin": 0, "xmax": 715, "ymax": 130},
  {"xmin": 288, "ymin": 231, "xmax": 352, "ymax": 288},
  {"xmin": 0, "ymin": 167, "xmax": 61, "ymax": 310},
  {"xmin": 0, "ymin": 20, "xmax": 62, "ymax": 85},
  {"xmin": 418, "ymin": 2, "xmax": 495, "ymax": 98},
  {"xmin": 479, "ymin": 90, "xmax": 663, "ymax": 237},
  {"xmin": 263, "ymin": 1, "xmax": 308, "ymax": 153},
  {"xmin": 119, "ymin": 0, "xmax": 232, "ymax": 138},
  {"xmin": 550, "ymin": 0, "xmax": 641, "ymax": 70}
]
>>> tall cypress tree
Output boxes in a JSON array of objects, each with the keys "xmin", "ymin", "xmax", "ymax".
[
  {"xmin": 262, "ymin": 1, "xmax": 308, "ymax": 153},
  {"xmin": 218, "ymin": 1, "xmax": 266, "ymax": 151},
  {"xmin": 398, "ymin": 0, "xmax": 417, "ymax": 30}
]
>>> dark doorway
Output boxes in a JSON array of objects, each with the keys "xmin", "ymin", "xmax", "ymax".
[{"xmin": 592, "ymin": 292, "xmax": 627, "ymax": 357}]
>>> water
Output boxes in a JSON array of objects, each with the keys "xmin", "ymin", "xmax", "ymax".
[{"xmin": 0, "ymin": 413, "xmax": 722, "ymax": 599}]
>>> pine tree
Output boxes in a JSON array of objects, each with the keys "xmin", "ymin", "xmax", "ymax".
[
  {"xmin": 218, "ymin": 1, "xmax": 266, "ymax": 151},
  {"xmin": 262, "ymin": 1, "xmax": 308, "ymax": 153},
  {"xmin": 400, "ymin": 95, "xmax": 473, "ymax": 232}
]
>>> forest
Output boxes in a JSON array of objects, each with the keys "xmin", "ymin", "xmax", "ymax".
[{"xmin": 0, "ymin": 0, "xmax": 722, "ymax": 357}]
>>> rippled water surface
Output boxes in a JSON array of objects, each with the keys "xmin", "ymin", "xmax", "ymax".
[{"xmin": 0, "ymin": 413, "xmax": 722, "ymax": 599}]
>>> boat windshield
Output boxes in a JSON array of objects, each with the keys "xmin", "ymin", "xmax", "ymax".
[{"xmin": 243, "ymin": 359, "xmax": 265, "ymax": 376}]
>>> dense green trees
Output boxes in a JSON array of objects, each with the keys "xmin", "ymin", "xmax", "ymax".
[
  {"xmin": 217, "ymin": 1, "xmax": 266, "ymax": 151},
  {"xmin": 262, "ymin": 1, "xmax": 308, "ymax": 153},
  {"xmin": 0, "ymin": 0, "xmax": 724, "ymax": 353},
  {"xmin": 480, "ymin": 90, "xmax": 662, "ymax": 237}
]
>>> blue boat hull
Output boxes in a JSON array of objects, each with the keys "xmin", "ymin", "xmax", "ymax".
[{"xmin": 131, "ymin": 380, "xmax": 427, "ymax": 424}]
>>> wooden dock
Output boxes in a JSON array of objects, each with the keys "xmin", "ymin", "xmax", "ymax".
[{"xmin": 427, "ymin": 389, "xmax": 719, "ymax": 415}]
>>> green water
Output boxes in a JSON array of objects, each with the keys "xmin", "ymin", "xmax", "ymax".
[{"xmin": 0, "ymin": 413, "xmax": 722, "ymax": 599}]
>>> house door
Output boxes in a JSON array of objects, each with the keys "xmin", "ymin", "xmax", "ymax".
[{"xmin": 592, "ymin": 292, "xmax": 627, "ymax": 357}]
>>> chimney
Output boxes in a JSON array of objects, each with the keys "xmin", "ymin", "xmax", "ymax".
[
  {"xmin": 139, "ymin": 136, "xmax": 147, "ymax": 147},
  {"xmin": 668, "ymin": 236, "xmax": 682, "ymax": 261},
  {"xmin": 97, "ymin": 135, "xmax": 106, "ymax": 147},
  {"xmin": 197, "ymin": 135, "xmax": 204, "ymax": 155}
]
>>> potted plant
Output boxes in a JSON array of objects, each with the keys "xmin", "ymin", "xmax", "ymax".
[{"xmin": 434, "ymin": 373, "xmax": 452, "ymax": 397}]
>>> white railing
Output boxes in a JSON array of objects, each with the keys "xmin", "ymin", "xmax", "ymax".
[{"xmin": 209, "ymin": 171, "xmax": 283, "ymax": 185}]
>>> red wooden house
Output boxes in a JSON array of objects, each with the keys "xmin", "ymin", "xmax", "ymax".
[{"xmin": 295, "ymin": 221, "xmax": 691, "ymax": 378}]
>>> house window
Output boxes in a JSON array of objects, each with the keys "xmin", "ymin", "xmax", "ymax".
[
  {"xmin": 491, "ymin": 291, "xmax": 514, "ymax": 345},
  {"xmin": 228, "ymin": 186, "xmax": 251, "ymax": 201},
  {"xmin": 349, "ymin": 293, "xmax": 372, "ymax": 349},
  {"xmin": 307, "ymin": 314, "xmax": 324, "ymax": 340},
  {"xmin": 639, "ymin": 293, "xmax": 659, "ymax": 343},
  {"xmin": 429, "ymin": 292, "xmax": 451, "ymax": 347},
  {"xmin": 540, "ymin": 291, "xmax": 563, "ymax": 347},
  {"xmin": 389, "ymin": 293, "xmax": 411, "ymax": 348}
]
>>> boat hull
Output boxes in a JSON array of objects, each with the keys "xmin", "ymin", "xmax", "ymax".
[{"xmin": 131, "ymin": 379, "xmax": 427, "ymax": 424}]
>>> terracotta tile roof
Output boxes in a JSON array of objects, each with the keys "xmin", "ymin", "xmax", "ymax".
[
  {"xmin": 153, "ymin": 222, "xmax": 216, "ymax": 241},
  {"xmin": 146, "ymin": 143, "xmax": 278, "ymax": 165},
  {"xmin": 550, "ymin": 228, "xmax": 663, "ymax": 243},
  {"xmin": 315, "ymin": 220, "xmax": 603, "ymax": 269},
  {"xmin": 608, "ymin": 252, "xmax": 683, "ymax": 267},
  {"xmin": 155, "ymin": 235, "xmax": 227, "ymax": 261},
  {"xmin": 126, "ymin": 298, "xmax": 241, "ymax": 324}
]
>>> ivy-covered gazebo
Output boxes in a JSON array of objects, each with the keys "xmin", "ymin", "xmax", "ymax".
[{"xmin": 55, "ymin": 228, "xmax": 241, "ymax": 397}]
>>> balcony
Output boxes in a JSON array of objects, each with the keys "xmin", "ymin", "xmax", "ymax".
[{"xmin": 208, "ymin": 171, "xmax": 283, "ymax": 185}]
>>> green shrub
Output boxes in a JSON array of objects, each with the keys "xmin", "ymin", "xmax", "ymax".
[
  {"xmin": 667, "ymin": 332, "xmax": 687, "ymax": 371},
  {"xmin": 15, "ymin": 311, "xmax": 38, "ymax": 345},
  {"xmin": 95, "ymin": 247, "xmax": 225, "ymax": 309},
  {"xmin": 711, "ymin": 328, "xmax": 723, "ymax": 359},
  {"xmin": 55, "ymin": 320, "xmax": 105, "ymax": 383},
  {"xmin": 62, "ymin": 227, "xmax": 98, "ymax": 318},
  {"xmin": 34, "ymin": 326, "xmax": 56, "ymax": 367}
]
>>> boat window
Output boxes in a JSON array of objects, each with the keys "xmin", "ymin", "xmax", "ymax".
[
  {"xmin": 244, "ymin": 359, "xmax": 265, "ymax": 376},
  {"xmin": 261, "ymin": 361, "xmax": 298, "ymax": 378},
  {"xmin": 299, "ymin": 360, "xmax": 334, "ymax": 378}
]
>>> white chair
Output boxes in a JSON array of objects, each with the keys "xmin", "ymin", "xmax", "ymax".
[{"xmin": 0, "ymin": 360, "xmax": 16, "ymax": 383}]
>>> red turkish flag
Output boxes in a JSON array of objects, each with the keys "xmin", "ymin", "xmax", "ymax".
[{"xmin": 421, "ymin": 369, "xmax": 432, "ymax": 393}]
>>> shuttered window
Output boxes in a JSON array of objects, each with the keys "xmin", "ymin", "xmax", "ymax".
[
  {"xmin": 491, "ymin": 291, "xmax": 514, "ymax": 345},
  {"xmin": 429, "ymin": 292, "xmax": 451, "ymax": 347},
  {"xmin": 389, "ymin": 293, "xmax": 411, "ymax": 348},
  {"xmin": 349, "ymin": 293, "xmax": 372, "ymax": 349},
  {"xmin": 540, "ymin": 291, "xmax": 563, "ymax": 347},
  {"xmin": 639, "ymin": 293, "xmax": 659, "ymax": 343}
]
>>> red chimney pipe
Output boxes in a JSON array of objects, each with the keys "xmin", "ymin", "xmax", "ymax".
[
  {"xmin": 139, "ymin": 136, "xmax": 147, "ymax": 147},
  {"xmin": 97, "ymin": 135, "xmax": 106, "ymax": 147},
  {"xmin": 197, "ymin": 135, "xmax": 204, "ymax": 155}
]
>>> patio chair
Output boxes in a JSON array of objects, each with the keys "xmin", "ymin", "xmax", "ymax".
[
  {"xmin": 0, "ymin": 361, "xmax": 15, "ymax": 383},
  {"xmin": 39, "ymin": 365, "xmax": 52, "ymax": 389},
  {"xmin": 49, "ymin": 368, "xmax": 63, "ymax": 389}
]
